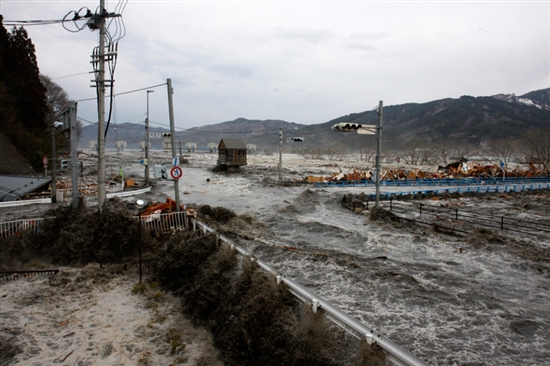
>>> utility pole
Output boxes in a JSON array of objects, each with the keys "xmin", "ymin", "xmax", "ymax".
[
  {"xmin": 51, "ymin": 109, "xmax": 57, "ymax": 203},
  {"xmin": 375, "ymin": 100, "xmax": 383, "ymax": 208},
  {"xmin": 167, "ymin": 79, "xmax": 181, "ymax": 211},
  {"xmin": 278, "ymin": 128, "xmax": 282, "ymax": 183},
  {"xmin": 145, "ymin": 90, "xmax": 154, "ymax": 186},
  {"xmin": 69, "ymin": 102, "xmax": 79, "ymax": 208},
  {"xmin": 96, "ymin": 0, "xmax": 107, "ymax": 212}
]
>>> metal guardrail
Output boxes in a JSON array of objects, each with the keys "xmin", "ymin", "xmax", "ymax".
[
  {"xmin": 0, "ymin": 269, "xmax": 59, "ymax": 281},
  {"xmin": 107, "ymin": 186, "xmax": 152, "ymax": 198},
  {"xmin": 362, "ymin": 183, "xmax": 550, "ymax": 202},
  {"xmin": 194, "ymin": 219, "xmax": 429, "ymax": 366},
  {"xmin": 315, "ymin": 177, "xmax": 550, "ymax": 188},
  {"xmin": 0, "ymin": 198, "xmax": 51, "ymax": 208}
]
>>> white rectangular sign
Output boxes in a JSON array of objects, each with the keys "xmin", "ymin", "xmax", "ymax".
[{"xmin": 357, "ymin": 125, "xmax": 376, "ymax": 135}]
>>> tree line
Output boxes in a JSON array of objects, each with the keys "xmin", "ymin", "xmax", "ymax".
[{"xmin": 0, "ymin": 15, "xmax": 75, "ymax": 172}]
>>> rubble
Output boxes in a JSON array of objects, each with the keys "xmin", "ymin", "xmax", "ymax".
[{"xmin": 301, "ymin": 160, "xmax": 550, "ymax": 183}]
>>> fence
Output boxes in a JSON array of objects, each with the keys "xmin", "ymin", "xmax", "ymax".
[
  {"xmin": 134, "ymin": 210, "xmax": 189, "ymax": 234},
  {"xmin": 381, "ymin": 200, "xmax": 550, "ymax": 238},
  {"xmin": 0, "ymin": 217, "xmax": 50, "ymax": 239}
]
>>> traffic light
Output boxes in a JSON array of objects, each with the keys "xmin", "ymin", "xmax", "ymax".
[
  {"xmin": 286, "ymin": 137, "xmax": 304, "ymax": 142},
  {"xmin": 61, "ymin": 159, "xmax": 68, "ymax": 170},
  {"xmin": 162, "ymin": 133, "xmax": 171, "ymax": 137},
  {"xmin": 331, "ymin": 122, "xmax": 362, "ymax": 132}
]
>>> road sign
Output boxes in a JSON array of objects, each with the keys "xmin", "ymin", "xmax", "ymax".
[
  {"xmin": 396, "ymin": 157, "xmax": 400, "ymax": 163},
  {"xmin": 499, "ymin": 161, "xmax": 505, "ymax": 168},
  {"xmin": 42, "ymin": 156, "xmax": 48, "ymax": 166},
  {"xmin": 170, "ymin": 166, "xmax": 183, "ymax": 180},
  {"xmin": 357, "ymin": 125, "xmax": 376, "ymax": 135},
  {"xmin": 173, "ymin": 157, "xmax": 180, "ymax": 166}
]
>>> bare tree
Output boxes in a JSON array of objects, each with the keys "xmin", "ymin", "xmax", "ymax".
[
  {"xmin": 433, "ymin": 143, "xmax": 452, "ymax": 166},
  {"xmin": 402, "ymin": 139, "xmax": 424, "ymax": 165},
  {"xmin": 487, "ymin": 138, "xmax": 517, "ymax": 168},
  {"xmin": 40, "ymin": 74, "xmax": 84, "ymax": 144},
  {"xmin": 40, "ymin": 74, "xmax": 69, "ymax": 121},
  {"xmin": 419, "ymin": 147, "xmax": 437, "ymax": 166},
  {"xmin": 521, "ymin": 129, "xmax": 550, "ymax": 170},
  {"xmin": 325, "ymin": 143, "xmax": 346, "ymax": 161}
]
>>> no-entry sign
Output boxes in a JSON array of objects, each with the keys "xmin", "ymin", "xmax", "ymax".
[{"xmin": 170, "ymin": 166, "xmax": 183, "ymax": 180}]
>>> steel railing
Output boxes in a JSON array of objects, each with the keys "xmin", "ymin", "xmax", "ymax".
[
  {"xmin": 315, "ymin": 177, "xmax": 550, "ymax": 188},
  {"xmin": 194, "ymin": 219, "xmax": 428, "ymax": 366}
]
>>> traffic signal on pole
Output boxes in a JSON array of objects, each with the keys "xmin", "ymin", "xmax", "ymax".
[
  {"xmin": 331, "ymin": 122, "xmax": 362, "ymax": 132},
  {"xmin": 162, "ymin": 133, "xmax": 171, "ymax": 137},
  {"xmin": 61, "ymin": 159, "xmax": 68, "ymax": 170},
  {"xmin": 286, "ymin": 137, "xmax": 305, "ymax": 142}
]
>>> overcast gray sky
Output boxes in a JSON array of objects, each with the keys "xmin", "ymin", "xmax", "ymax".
[{"xmin": 2, "ymin": 1, "xmax": 549, "ymax": 131}]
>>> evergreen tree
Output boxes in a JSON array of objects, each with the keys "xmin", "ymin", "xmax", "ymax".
[{"xmin": 0, "ymin": 15, "xmax": 50, "ymax": 172}]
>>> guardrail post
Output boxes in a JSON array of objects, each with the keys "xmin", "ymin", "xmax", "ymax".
[
  {"xmin": 276, "ymin": 275, "xmax": 282, "ymax": 285},
  {"xmin": 389, "ymin": 197, "xmax": 393, "ymax": 211},
  {"xmin": 419, "ymin": 203, "xmax": 422, "ymax": 216},
  {"xmin": 312, "ymin": 299, "xmax": 319, "ymax": 313},
  {"xmin": 455, "ymin": 209, "xmax": 458, "ymax": 220}
]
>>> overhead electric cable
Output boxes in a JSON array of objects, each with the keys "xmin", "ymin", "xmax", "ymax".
[{"xmin": 75, "ymin": 83, "xmax": 167, "ymax": 102}]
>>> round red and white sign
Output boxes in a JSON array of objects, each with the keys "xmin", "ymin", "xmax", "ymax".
[
  {"xmin": 170, "ymin": 166, "xmax": 183, "ymax": 180},
  {"xmin": 42, "ymin": 156, "xmax": 48, "ymax": 166}
]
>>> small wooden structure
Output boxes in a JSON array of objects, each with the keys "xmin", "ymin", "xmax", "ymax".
[{"xmin": 218, "ymin": 139, "xmax": 247, "ymax": 172}]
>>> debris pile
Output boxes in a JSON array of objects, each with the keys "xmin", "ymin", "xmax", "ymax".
[{"xmin": 301, "ymin": 160, "xmax": 549, "ymax": 183}]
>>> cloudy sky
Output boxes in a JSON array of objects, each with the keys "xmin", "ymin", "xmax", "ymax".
[{"xmin": 2, "ymin": 0, "xmax": 549, "ymax": 131}]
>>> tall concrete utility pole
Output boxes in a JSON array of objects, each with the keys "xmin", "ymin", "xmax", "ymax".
[
  {"xmin": 145, "ymin": 90, "xmax": 154, "ymax": 186},
  {"xmin": 278, "ymin": 128, "xmax": 282, "ymax": 183},
  {"xmin": 167, "ymin": 79, "xmax": 181, "ymax": 211},
  {"xmin": 96, "ymin": 0, "xmax": 107, "ymax": 212},
  {"xmin": 69, "ymin": 102, "xmax": 79, "ymax": 209},
  {"xmin": 375, "ymin": 100, "xmax": 383, "ymax": 208}
]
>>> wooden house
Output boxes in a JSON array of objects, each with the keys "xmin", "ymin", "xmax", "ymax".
[{"xmin": 217, "ymin": 139, "xmax": 247, "ymax": 172}]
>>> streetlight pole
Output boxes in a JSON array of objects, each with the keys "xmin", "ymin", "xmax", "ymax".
[
  {"xmin": 136, "ymin": 199, "xmax": 147, "ymax": 283},
  {"xmin": 145, "ymin": 90, "xmax": 154, "ymax": 186}
]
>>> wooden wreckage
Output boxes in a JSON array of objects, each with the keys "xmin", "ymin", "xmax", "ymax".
[{"xmin": 299, "ymin": 160, "xmax": 549, "ymax": 184}]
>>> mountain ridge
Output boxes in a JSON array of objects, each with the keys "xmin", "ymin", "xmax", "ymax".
[{"xmin": 79, "ymin": 87, "xmax": 550, "ymax": 151}]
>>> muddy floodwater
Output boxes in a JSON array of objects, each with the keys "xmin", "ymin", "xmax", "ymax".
[
  {"xmin": 3, "ymin": 150, "xmax": 550, "ymax": 365},
  {"xmin": 160, "ymin": 153, "xmax": 550, "ymax": 365}
]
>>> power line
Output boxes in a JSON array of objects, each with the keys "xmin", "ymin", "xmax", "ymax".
[
  {"xmin": 51, "ymin": 72, "xmax": 93, "ymax": 80},
  {"xmin": 75, "ymin": 83, "xmax": 167, "ymax": 102},
  {"xmin": 3, "ymin": 19, "xmax": 65, "ymax": 26}
]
